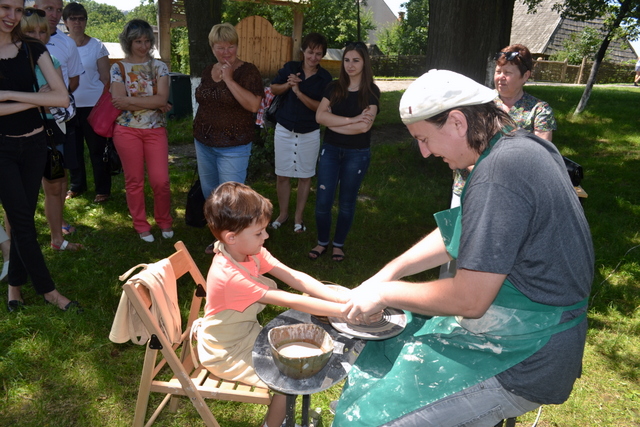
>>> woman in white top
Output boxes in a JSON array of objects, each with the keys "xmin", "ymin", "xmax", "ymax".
[{"xmin": 63, "ymin": 2, "xmax": 112, "ymax": 203}]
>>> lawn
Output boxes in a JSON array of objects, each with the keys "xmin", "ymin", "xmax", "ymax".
[{"xmin": 0, "ymin": 84, "xmax": 638, "ymax": 426}]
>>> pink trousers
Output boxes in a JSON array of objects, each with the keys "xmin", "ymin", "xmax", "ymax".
[{"xmin": 113, "ymin": 125, "xmax": 173, "ymax": 234}]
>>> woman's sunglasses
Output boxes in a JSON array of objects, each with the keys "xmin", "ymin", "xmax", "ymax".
[
  {"xmin": 24, "ymin": 7, "xmax": 46, "ymax": 18},
  {"xmin": 494, "ymin": 51, "xmax": 520, "ymax": 61},
  {"xmin": 494, "ymin": 51, "xmax": 529, "ymax": 70}
]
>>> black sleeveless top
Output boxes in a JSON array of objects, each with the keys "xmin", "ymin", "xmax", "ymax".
[{"xmin": 0, "ymin": 40, "xmax": 47, "ymax": 136}]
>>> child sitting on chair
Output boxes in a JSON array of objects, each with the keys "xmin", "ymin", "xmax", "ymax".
[{"xmin": 194, "ymin": 182, "xmax": 349, "ymax": 427}]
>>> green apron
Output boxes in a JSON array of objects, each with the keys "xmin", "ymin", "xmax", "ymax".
[{"xmin": 334, "ymin": 132, "xmax": 588, "ymax": 427}]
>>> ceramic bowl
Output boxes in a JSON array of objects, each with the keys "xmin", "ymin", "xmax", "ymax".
[{"xmin": 268, "ymin": 323, "xmax": 334, "ymax": 379}]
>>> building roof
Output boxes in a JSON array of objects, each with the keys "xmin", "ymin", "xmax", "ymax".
[
  {"xmin": 511, "ymin": 0, "xmax": 637, "ymax": 63},
  {"xmin": 364, "ymin": 0, "xmax": 398, "ymax": 44}
]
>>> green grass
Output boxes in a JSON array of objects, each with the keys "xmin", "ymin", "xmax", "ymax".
[{"xmin": 0, "ymin": 85, "xmax": 639, "ymax": 426}]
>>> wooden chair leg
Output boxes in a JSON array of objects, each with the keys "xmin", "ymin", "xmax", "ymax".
[{"xmin": 133, "ymin": 347, "xmax": 159, "ymax": 427}]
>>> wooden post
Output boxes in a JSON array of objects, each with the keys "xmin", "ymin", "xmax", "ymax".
[
  {"xmin": 577, "ymin": 56, "xmax": 587, "ymax": 84},
  {"xmin": 292, "ymin": 8, "xmax": 303, "ymax": 61},
  {"xmin": 157, "ymin": 0, "xmax": 172, "ymax": 69},
  {"xmin": 560, "ymin": 58, "xmax": 568, "ymax": 83}
]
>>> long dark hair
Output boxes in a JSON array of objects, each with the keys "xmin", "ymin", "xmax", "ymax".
[{"xmin": 330, "ymin": 42, "xmax": 378, "ymax": 110}]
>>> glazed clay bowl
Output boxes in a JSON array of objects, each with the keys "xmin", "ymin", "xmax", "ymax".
[{"xmin": 268, "ymin": 323, "xmax": 334, "ymax": 379}]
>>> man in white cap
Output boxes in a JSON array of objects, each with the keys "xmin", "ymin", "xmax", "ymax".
[{"xmin": 334, "ymin": 70, "xmax": 594, "ymax": 426}]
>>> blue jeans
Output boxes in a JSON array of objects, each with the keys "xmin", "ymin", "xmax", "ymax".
[
  {"xmin": 381, "ymin": 377, "xmax": 541, "ymax": 427},
  {"xmin": 0, "ymin": 132, "xmax": 56, "ymax": 294},
  {"xmin": 194, "ymin": 139, "xmax": 252, "ymax": 200},
  {"xmin": 315, "ymin": 144, "xmax": 371, "ymax": 247}
]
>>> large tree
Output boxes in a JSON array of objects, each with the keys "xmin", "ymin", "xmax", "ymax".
[
  {"xmin": 185, "ymin": 0, "xmax": 221, "ymax": 76},
  {"xmin": 425, "ymin": 0, "xmax": 515, "ymax": 84}
]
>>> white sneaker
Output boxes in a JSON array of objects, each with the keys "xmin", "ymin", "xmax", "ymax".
[
  {"xmin": 0, "ymin": 261, "xmax": 9, "ymax": 281},
  {"xmin": 140, "ymin": 233, "xmax": 155, "ymax": 243},
  {"xmin": 161, "ymin": 230, "xmax": 174, "ymax": 239}
]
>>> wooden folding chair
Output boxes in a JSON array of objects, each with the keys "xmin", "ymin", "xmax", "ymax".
[{"xmin": 122, "ymin": 241, "xmax": 272, "ymax": 427}]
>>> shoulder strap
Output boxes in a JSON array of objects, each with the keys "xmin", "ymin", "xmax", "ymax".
[
  {"xmin": 117, "ymin": 61, "xmax": 128, "ymax": 96},
  {"xmin": 24, "ymin": 41, "xmax": 50, "ymax": 128}
]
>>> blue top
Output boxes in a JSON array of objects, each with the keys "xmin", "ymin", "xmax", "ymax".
[{"xmin": 272, "ymin": 61, "xmax": 332, "ymax": 133}]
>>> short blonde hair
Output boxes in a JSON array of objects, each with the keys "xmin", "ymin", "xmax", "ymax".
[
  {"xmin": 21, "ymin": 10, "xmax": 50, "ymax": 44},
  {"xmin": 208, "ymin": 23, "xmax": 238, "ymax": 48}
]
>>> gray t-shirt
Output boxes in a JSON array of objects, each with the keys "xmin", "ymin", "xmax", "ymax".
[{"xmin": 458, "ymin": 130, "xmax": 594, "ymax": 404}]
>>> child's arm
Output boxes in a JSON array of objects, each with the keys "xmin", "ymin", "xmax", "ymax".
[
  {"xmin": 267, "ymin": 264, "xmax": 349, "ymax": 303},
  {"xmin": 258, "ymin": 289, "xmax": 345, "ymax": 318}
]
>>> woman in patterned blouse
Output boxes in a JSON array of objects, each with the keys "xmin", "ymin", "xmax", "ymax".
[{"xmin": 493, "ymin": 44, "xmax": 557, "ymax": 141}]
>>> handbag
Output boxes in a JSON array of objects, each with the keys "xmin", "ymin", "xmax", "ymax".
[
  {"xmin": 563, "ymin": 156, "xmax": 584, "ymax": 186},
  {"xmin": 185, "ymin": 172, "xmax": 207, "ymax": 228},
  {"xmin": 265, "ymin": 94, "xmax": 283, "ymax": 125},
  {"xmin": 25, "ymin": 41, "xmax": 65, "ymax": 180},
  {"xmin": 103, "ymin": 139, "xmax": 122, "ymax": 176},
  {"xmin": 88, "ymin": 62, "xmax": 125, "ymax": 138},
  {"xmin": 43, "ymin": 128, "xmax": 65, "ymax": 180}
]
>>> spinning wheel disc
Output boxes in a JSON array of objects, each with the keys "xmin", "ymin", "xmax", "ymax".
[{"xmin": 328, "ymin": 307, "xmax": 407, "ymax": 340}]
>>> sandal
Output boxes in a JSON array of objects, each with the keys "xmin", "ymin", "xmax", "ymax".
[
  {"xmin": 270, "ymin": 216, "xmax": 289, "ymax": 229},
  {"xmin": 332, "ymin": 247, "xmax": 345, "ymax": 262},
  {"xmin": 294, "ymin": 223, "xmax": 306, "ymax": 233},
  {"xmin": 65, "ymin": 190, "xmax": 82, "ymax": 200},
  {"xmin": 51, "ymin": 240, "xmax": 83, "ymax": 251},
  {"xmin": 308, "ymin": 244, "xmax": 328, "ymax": 260},
  {"xmin": 61, "ymin": 223, "xmax": 76, "ymax": 235},
  {"xmin": 94, "ymin": 194, "xmax": 110, "ymax": 203}
]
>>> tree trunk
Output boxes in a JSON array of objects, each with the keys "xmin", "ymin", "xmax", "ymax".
[
  {"xmin": 573, "ymin": 0, "xmax": 632, "ymax": 116},
  {"xmin": 185, "ymin": 0, "xmax": 221, "ymax": 77},
  {"xmin": 425, "ymin": 0, "xmax": 515, "ymax": 84}
]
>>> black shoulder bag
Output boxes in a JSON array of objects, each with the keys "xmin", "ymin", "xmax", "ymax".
[{"xmin": 25, "ymin": 41, "xmax": 65, "ymax": 180}]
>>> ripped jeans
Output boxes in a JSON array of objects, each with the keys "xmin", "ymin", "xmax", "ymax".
[{"xmin": 314, "ymin": 143, "xmax": 370, "ymax": 247}]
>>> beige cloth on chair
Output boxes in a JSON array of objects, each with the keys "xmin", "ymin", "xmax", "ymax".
[
  {"xmin": 110, "ymin": 259, "xmax": 182, "ymax": 345},
  {"xmin": 191, "ymin": 242, "xmax": 277, "ymax": 388}
]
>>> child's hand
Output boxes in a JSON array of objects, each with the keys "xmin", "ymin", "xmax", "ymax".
[{"xmin": 350, "ymin": 309, "xmax": 383, "ymax": 326}]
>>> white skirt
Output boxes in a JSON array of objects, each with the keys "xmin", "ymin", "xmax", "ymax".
[{"xmin": 274, "ymin": 124, "xmax": 320, "ymax": 178}]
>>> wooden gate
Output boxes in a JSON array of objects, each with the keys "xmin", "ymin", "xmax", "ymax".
[{"xmin": 236, "ymin": 16, "xmax": 293, "ymax": 79}]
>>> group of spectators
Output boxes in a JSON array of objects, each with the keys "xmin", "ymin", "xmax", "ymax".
[{"xmin": 2, "ymin": 2, "xmax": 595, "ymax": 425}]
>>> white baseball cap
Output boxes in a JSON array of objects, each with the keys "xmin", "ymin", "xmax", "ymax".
[{"xmin": 399, "ymin": 69, "xmax": 498, "ymax": 125}]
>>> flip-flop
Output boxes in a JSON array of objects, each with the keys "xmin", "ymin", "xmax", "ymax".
[
  {"xmin": 294, "ymin": 223, "xmax": 306, "ymax": 233},
  {"xmin": 270, "ymin": 216, "xmax": 289, "ymax": 229},
  {"xmin": 51, "ymin": 240, "xmax": 83, "ymax": 251},
  {"xmin": 61, "ymin": 224, "xmax": 76, "ymax": 235},
  {"xmin": 308, "ymin": 244, "xmax": 328, "ymax": 260}
]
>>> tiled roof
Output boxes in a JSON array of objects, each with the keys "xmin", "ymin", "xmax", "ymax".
[{"xmin": 511, "ymin": 0, "xmax": 637, "ymax": 63}]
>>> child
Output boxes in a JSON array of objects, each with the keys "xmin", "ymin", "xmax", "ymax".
[{"xmin": 194, "ymin": 182, "xmax": 349, "ymax": 427}]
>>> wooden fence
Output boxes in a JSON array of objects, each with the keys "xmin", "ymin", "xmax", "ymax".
[
  {"xmin": 369, "ymin": 54, "xmax": 636, "ymax": 84},
  {"xmin": 236, "ymin": 15, "xmax": 292, "ymax": 78}
]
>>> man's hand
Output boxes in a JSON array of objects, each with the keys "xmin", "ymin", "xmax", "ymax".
[{"xmin": 342, "ymin": 280, "xmax": 387, "ymax": 324}]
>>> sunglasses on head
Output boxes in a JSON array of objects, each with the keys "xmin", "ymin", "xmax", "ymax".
[
  {"xmin": 494, "ymin": 50, "xmax": 530, "ymax": 71},
  {"xmin": 494, "ymin": 51, "xmax": 520, "ymax": 61},
  {"xmin": 24, "ymin": 7, "xmax": 46, "ymax": 18}
]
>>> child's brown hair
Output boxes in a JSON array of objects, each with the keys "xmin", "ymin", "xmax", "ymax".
[{"xmin": 204, "ymin": 182, "xmax": 273, "ymax": 240}]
